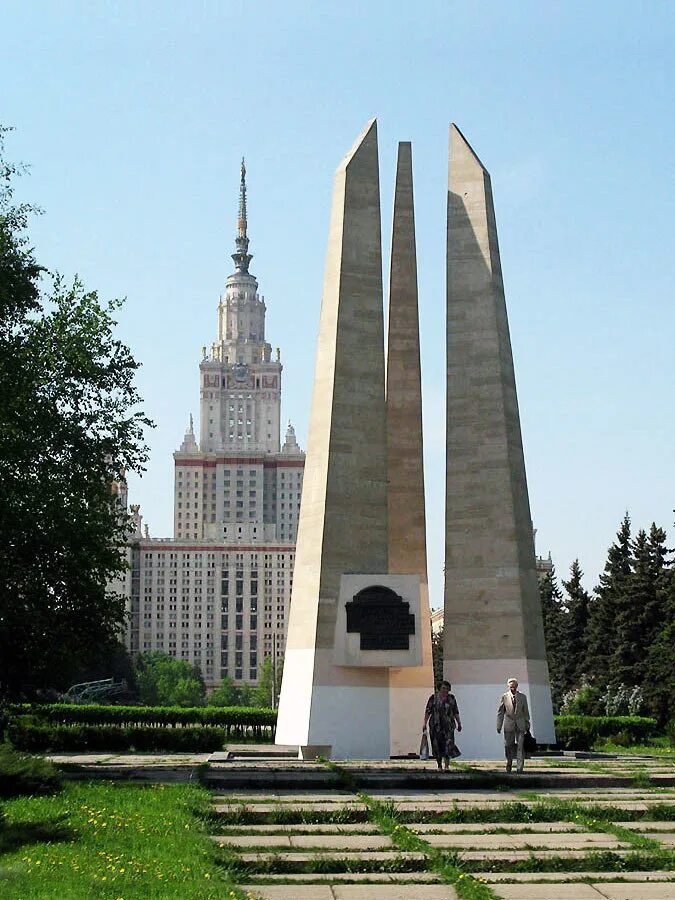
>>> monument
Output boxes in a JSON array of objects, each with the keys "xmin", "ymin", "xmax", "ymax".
[
  {"xmin": 276, "ymin": 119, "xmax": 554, "ymax": 760},
  {"xmin": 275, "ymin": 122, "xmax": 433, "ymax": 759},
  {"xmin": 443, "ymin": 124, "xmax": 556, "ymax": 756}
]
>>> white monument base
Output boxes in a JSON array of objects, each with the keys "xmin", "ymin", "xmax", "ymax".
[{"xmin": 445, "ymin": 658, "xmax": 556, "ymax": 759}]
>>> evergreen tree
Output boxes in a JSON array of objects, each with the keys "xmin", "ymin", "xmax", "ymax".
[
  {"xmin": 610, "ymin": 523, "xmax": 671, "ymax": 689},
  {"xmin": 610, "ymin": 528, "xmax": 650, "ymax": 687},
  {"xmin": 561, "ymin": 559, "xmax": 591, "ymax": 686},
  {"xmin": 539, "ymin": 567, "xmax": 567, "ymax": 710},
  {"xmin": 642, "ymin": 559, "xmax": 675, "ymax": 725},
  {"xmin": 583, "ymin": 513, "xmax": 632, "ymax": 685}
]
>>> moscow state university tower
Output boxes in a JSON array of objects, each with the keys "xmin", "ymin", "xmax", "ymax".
[{"xmin": 125, "ymin": 162, "xmax": 305, "ymax": 688}]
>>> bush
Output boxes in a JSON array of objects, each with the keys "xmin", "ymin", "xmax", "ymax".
[
  {"xmin": 667, "ymin": 720, "xmax": 675, "ymax": 748},
  {"xmin": 0, "ymin": 741, "xmax": 61, "ymax": 797},
  {"xmin": 554, "ymin": 715, "xmax": 659, "ymax": 750},
  {"xmin": 559, "ymin": 679, "xmax": 604, "ymax": 716},
  {"xmin": 7, "ymin": 723, "xmax": 228, "ymax": 753}
]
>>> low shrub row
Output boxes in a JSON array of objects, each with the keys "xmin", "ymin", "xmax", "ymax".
[
  {"xmin": 12, "ymin": 703, "xmax": 276, "ymax": 735},
  {"xmin": 554, "ymin": 715, "xmax": 658, "ymax": 751},
  {"xmin": 8, "ymin": 723, "xmax": 229, "ymax": 753}
]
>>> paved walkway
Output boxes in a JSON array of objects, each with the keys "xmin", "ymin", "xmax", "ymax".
[{"xmin": 205, "ymin": 755, "xmax": 675, "ymax": 900}]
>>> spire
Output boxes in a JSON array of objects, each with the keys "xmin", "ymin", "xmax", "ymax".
[{"xmin": 232, "ymin": 157, "xmax": 253, "ymax": 274}]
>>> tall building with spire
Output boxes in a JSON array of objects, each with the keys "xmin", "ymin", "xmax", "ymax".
[{"xmin": 124, "ymin": 162, "xmax": 305, "ymax": 688}]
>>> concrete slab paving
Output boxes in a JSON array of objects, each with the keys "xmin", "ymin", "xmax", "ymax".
[
  {"xmin": 595, "ymin": 886, "xmax": 675, "ymax": 899},
  {"xmin": 331, "ymin": 887, "xmax": 458, "ymax": 899},
  {"xmin": 617, "ymin": 822, "xmax": 675, "ymax": 831},
  {"xmin": 653, "ymin": 833, "xmax": 675, "ymax": 847},
  {"xmin": 242, "ymin": 887, "xmax": 334, "ymax": 899},
  {"xmin": 476, "ymin": 872, "xmax": 675, "ymax": 883},
  {"xmin": 246, "ymin": 872, "xmax": 443, "ymax": 883},
  {"xmin": 455, "ymin": 849, "xmax": 634, "ymax": 861},
  {"xmin": 238, "ymin": 851, "xmax": 427, "ymax": 863},
  {"xmin": 288, "ymin": 835, "xmax": 393, "ymax": 850},
  {"xmin": 217, "ymin": 823, "xmax": 382, "ymax": 834},
  {"xmin": 213, "ymin": 802, "xmax": 368, "ymax": 813},
  {"xmin": 213, "ymin": 835, "xmax": 292, "ymax": 848},
  {"xmin": 242, "ymin": 888, "xmax": 458, "ymax": 900},
  {"xmin": 409, "ymin": 822, "xmax": 583, "ymax": 833},
  {"xmin": 491, "ymin": 887, "xmax": 605, "ymax": 899},
  {"xmin": 423, "ymin": 832, "xmax": 624, "ymax": 849}
]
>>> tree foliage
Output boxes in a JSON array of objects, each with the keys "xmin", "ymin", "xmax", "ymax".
[
  {"xmin": 0, "ymin": 128, "xmax": 151, "ymax": 699},
  {"xmin": 134, "ymin": 652, "xmax": 205, "ymax": 708},
  {"xmin": 544, "ymin": 512, "xmax": 674, "ymax": 726}
]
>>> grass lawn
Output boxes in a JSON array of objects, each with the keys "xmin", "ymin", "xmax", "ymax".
[
  {"xmin": 0, "ymin": 781, "xmax": 250, "ymax": 899},
  {"xmin": 593, "ymin": 736, "xmax": 675, "ymax": 756}
]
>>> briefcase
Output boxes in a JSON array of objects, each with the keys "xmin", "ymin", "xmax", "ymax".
[{"xmin": 524, "ymin": 730, "xmax": 537, "ymax": 755}]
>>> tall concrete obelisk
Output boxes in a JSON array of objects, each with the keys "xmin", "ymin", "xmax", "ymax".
[
  {"xmin": 275, "ymin": 120, "xmax": 391, "ymax": 759},
  {"xmin": 386, "ymin": 142, "xmax": 435, "ymax": 755},
  {"xmin": 444, "ymin": 124, "xmax": 555, "ymax": 757}
]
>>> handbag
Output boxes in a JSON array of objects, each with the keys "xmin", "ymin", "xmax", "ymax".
[
  {"xmin": 419, "ymin": 732, "xmax": 430, "ymax": 760},
  {"xmin": 523, "ymin": 730, "xmax": 537, "ymax": 755}
]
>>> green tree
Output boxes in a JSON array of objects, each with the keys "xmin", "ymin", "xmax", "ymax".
[
  {"xmin": 539, "ymin": 567, "xmax": 567, "ymax": 710},
  {"xmin": 252, "ymin": 657, "xmax": 275, "ymax": 709},
  {"xmin": 207, "ymin": 677, "xmax": 239, "ymax": 707},
  {"xmin": 134, "ymin": 652, "xmax": 205, "ymax": 707},
  {"xmin": 0, "ymin": 129, "xmax": 151, "ymax": 699},
  {"xmin": 583, "ymin": 513, "xmax": 632, "ymax": 685},
  {"xmin": 561, "ymin": 559, "xmax": 591, "ymax": 687}
]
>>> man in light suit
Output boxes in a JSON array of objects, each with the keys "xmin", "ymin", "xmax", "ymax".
[{"xmin": 496, "ymin": 677, "xmax": 530, "ymax": 773}]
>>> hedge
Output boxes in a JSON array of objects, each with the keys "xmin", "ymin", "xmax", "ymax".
[
  {"xmin": 554, "ymin": 715, "xmax": 659, "ymax": 751},
  {"xmin": 8, "ymin": 723, "xmax": 229, "ymax": 753},
  {"xmin": 11, "ymin": 704, "xmax": 276, "ymax": 735}
]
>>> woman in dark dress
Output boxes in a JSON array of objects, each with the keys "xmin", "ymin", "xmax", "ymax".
[{"xmin": 423, "ymin": 680, "xmax": 462, "ymax": 770}]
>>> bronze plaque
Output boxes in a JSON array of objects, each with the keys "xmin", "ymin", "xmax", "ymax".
[{"xmin": 345, "ymin": 585, "xmax": 415, "ymax": 651}]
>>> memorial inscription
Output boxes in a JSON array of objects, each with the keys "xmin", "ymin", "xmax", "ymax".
[{"xmin": 345, "ymin": 585, "xmax": 415, "ymax": 651}]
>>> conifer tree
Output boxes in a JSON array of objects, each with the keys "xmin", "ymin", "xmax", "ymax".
[
  {"xmin": 642, "ymin": 559, "xmax": 675, "ymax": 725},
  {"xmin": 583, "ymin": 513, "xmax": 632, "ymax": 685},
  {"xmin": 610, "ymin": 528, "xmax": 650, "ymax": 687},
  {"xmin": 561, "ymin": 559, "xmax": 591, "ymax": 687},
  {"xmin": 539, "ymin": 567, "xmax": 567, "ymax": 710}
]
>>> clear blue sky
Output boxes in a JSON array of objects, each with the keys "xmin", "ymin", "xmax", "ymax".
[{"xmin": 3, "ymin": 1, "xmax": 674, "ymax": 608}]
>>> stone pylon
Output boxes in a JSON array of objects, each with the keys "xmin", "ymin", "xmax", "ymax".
[
  {"xmin": 444, "ymin": 124, "xmax": 555, "ymax": 757},
  {"xmin": 386, "ymin": 142, "xmax": 435, "ymax": 755},
  {"xmin": 275, "ymin": 120, "xmax": 391, "ymax": 759}
]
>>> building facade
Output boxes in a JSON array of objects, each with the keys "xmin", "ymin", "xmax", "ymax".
[{"xmin": 124, "ymin": 162, "xmax": 304, "ymax": 689}]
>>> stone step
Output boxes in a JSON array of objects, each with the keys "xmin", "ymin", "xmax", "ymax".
[
  {"xmin": 491, "ymin": 884, "xmax": 675, "ymax": 899},
  {"xmin": 214, "ymin": 834, "xmax": 394, "ymax": 850},
  {"xmin": 236, "ymin": 848, "xmax": 634, "ymax": 865},
  {"xmin": 214, "ymin": 820, "xmax": 584, "ymax": 834},
  {"xmin": 213, "ymin": 831, "xmax": 625, "ymax": 851},
  {"xmin": 422, "ymin": 833, "xmax": 625, "ymax": 850},
  {"xmin": 617, "ymin": 822, "xmax": 675, "ymax": 831},
  {"xmin": 476, "ymin": 872, "xmax": 675, "ymax": 883},
  {"xmin": 217, "ymin": 823, "xmax": 383, "ymax": 834},
  {"xmin": 240, "ymin": 886, "xmax": 458, "ymax": 899},
  {"xmin": 244, "ymin": 872, "xmax": 443, "ymax": 883},
  {"xmin": 238, "ymin": 850, "xmax": 427, "ymax": 864}
]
